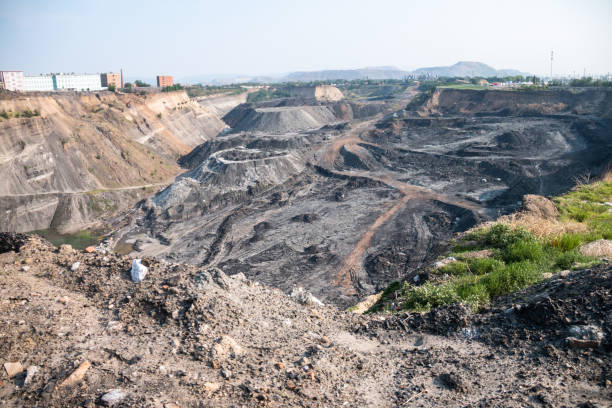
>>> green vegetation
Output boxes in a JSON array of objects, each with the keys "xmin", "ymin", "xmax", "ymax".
[
  {"xmin": 34, "ymin": 229, "xmax": 103, "ymax": 250},
  {"xmin": 185, "ymin": 84, "xmax": 246, "ymax": 98},
  {"xmin": 134, "ymin": 80, "xmax": 150, "ymax": 87},
  {"xmin": 370, "ymin": 175, "xmax": 611, "ymax": 314},
  {"xmin": 107, "ymin": 84, "xmax": 116, "ymax": 92},
  {"xmin": 246, "ymin": 88, "xmax": 291, "ymax": 102},
  {"xmin": 569, "ymin": 77, "xmax": 612, "ymax": 87},
  {"xmin": 162, "ymin": 84, "xmax": 185, "ymax": 92},
  {"xmin": 0, "ymin": 109, "xmax": 40, "ymax": 119}
]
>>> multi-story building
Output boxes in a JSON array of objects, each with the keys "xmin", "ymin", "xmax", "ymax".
[
  {"xmin": 100, "ymin": 73, "xmax": 121, "ymax": 89},
  {"xmin": 54, "ymin": 74, "xmax": 103, "ymax": 91},
  {"xmin": 156, "ymin": 75, "xmax": 174, "ymax": 88},
  {"xmin": 23, "ymin": 75, "xmax": 55, "ymax": 91},
  {"xmin": 0, "ymin": 71, "xmax": 25, "ymax": 91}
]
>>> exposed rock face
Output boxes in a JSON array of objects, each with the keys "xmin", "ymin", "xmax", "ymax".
[
  {"xmin": 419, "ymin": 88, "xmax": 612, "ymax": 117},
  {"xmin": 0, "ymin": 90, "xmax": 228, "ymax": 232},
  {"xmin": 280, "ymin": 85, "xmax": 344, "ymax": 101}
]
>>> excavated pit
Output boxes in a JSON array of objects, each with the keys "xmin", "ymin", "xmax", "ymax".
[{"xmin": 115, "ymin": 89, "xmax": 612, "ymax": 307}]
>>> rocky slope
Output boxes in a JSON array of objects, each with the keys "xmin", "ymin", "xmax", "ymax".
[
  {"xmin": 0, "ymin": 233, "xmax": 609, "ymax": 407},
  {"xmin": 0, "ymin": 90, "xmax": 229, "ymax": 233}
]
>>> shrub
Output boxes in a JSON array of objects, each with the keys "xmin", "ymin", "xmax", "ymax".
[
  {"xmin": 482, "ymin": 224, "xmax": 533, "ymax": 248},
  {"xmin": 401, "ymin": 282, "xmax": 459, "ymax": 312},
  {"xmin": 483, "ymin": 261, "xmax": 541, "ymax": 298},
  {"xmin": 501, "ymin": 240, "xmax": 544, "ymax": 263},
  {"xmin": 468, "ymin": 257, "xmax": 505, "ymax": 275},
  {"xmin": 0, "ymin": 110, "xmax": 8, "ymax": 119},
  {"xmin": 438, "ymin": 261, "xmax": 469, "ymax": 276},
  {"xmin": 556, "ymin": 233, "xmax": 582, "ymax": 251}
]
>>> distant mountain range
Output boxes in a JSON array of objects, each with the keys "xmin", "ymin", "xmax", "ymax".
[{"xmin": 178, "ymin": 62, "xmax": 531, "ymax": 85}]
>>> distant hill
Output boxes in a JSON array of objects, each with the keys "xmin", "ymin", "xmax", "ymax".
[
  {"xmin": 283, "ymin": 66, "xmax": 409, "ymax": 82},
  {"xmin": 412, "ymin": 61, "xmax": 529, "ymax": 78},
  {"xmin": 182, "ymin": 62, "xmax": 531, "ymax": 84}
]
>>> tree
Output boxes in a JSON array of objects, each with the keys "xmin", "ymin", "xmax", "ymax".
[
  {"xmin": 107, "ymin": 84, "xmax": 116, "ymax": 92},
  {"xmin": 134, "ymin": 80, "xmax": 150, "ymax": 87}
]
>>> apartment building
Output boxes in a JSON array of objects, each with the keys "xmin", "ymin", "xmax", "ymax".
[
  {"xmin": 54, "ymin": 74, "xmax": 103, "ymax": 91},
  {"xmin": 0, "ymin": 71, "xmax": 25, "ymax": 91},
  {"xmin": 100, "ymin": 73, "xmax": 121, "ymax": 88},
  {"xmin": 156, "ymin": 75, "xmax": 174, "ymax": 87},
  {"xmin": 23, "ymin": 75, "xmax": 55, "ymax": 91}
]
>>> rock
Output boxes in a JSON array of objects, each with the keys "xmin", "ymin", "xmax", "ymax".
[
  {"xmin": 520, "ymin": 194, "xmax": 558, "ymax": 220},
  {"xmin": 70, "ymin": 261, "xmax": 80, "ymax": 271},
  {"xmin": 58, "ymin": 361, "xmax": 91, "ymax": 388},
  {"xmin": 275, "ymin": 362, "xmax": 285, "ymax": 370},
  {"xmin": 3, "ymin": 362, "xmax": 23, "ymax": 378},
  {"xmin": 101, "ymin": 389, "xmax": 126, "ymax": 406},
  {"xmin": 290, "ymin": 287, "xmax": 324, "ymax": 307},
  {"xmin": 130, "ymin": 259, "xmax": 148, "ymax": 282},
  {"xmin": 221, "ymin": 369, "xmax": 232, "ymax": 379},
  {"xmin": 23, "ymin": 258, "xmax": 33, "ymax": 265},
  {"xmin": 21, "ymin": 266, "xmax": 30, "ymax": 272},
  {"xmin": 566, "ymin": 337, "xmax": 600, "ymax": 349},
  {"xmin": 210, "ymin": 336, "xmax": 244, "ymax": 361},
  {"xmin": 434, "ymin": 257, "xmax": 457, "ymax": 269},
  {"xmin": 566, "ymin": 325, "xmax": 604, "ymax": 348},
  {"xmin": 579, "ymin": 239, "xmax": 612, "ymax": 257},
  {"xmin": 59, "ymin": 244, "xmax": 73, "ymax": 254},
  {"xmin": 202, "ymin": 382, "xmax": 220, "ymax": 396},
  {"xmin": 24, "ymin": 365, "xmax": 39, "ymax": 386},
  {"xmin": 84, "ymin": 246, "xmax": 95, "ymax": 253}
]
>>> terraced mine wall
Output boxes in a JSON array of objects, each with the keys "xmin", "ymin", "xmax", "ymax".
[
  {"xmin": 420, "ymin": 87, "xmax": 612, "ymax": 117},
  {"xmin": 0, "ymin": 90, "xmax": 229, "ymax": 233}
]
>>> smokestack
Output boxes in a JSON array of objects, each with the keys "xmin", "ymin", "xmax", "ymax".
[{"xmin": 120, "ymin": 68, "xmax": 124, "ymax": 88}]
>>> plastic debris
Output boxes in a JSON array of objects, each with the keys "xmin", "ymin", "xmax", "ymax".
[
  {"xmin": 130, "ymin": 259, "xmax": 148, "ymax": 282},
  {"xmin": 70, "ymin": 261, "xmax": 80, "ymax": 271}
]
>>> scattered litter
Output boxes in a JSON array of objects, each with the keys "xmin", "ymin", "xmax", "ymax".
[
  {"xmin": 3, "ymin": 361, "xmax": 23, "ymax": 378},
  {"xmin": 70, "ymin": 261, "xmax": 80, "ymax": 271},
  {"xmin": 101, "ymin": 389, "xmax": 126, "ymax": 406},
  {"xmin": 130, "ymin": 259, "xmax": 148, "ymax": 282},
  {"xmin": 84, "ymin": 246, "xmax": 96, "ymax": 253},
  {"xmin": 59, "ymin": 361, "xmax": 91, "ymax": 387},
  {"xmin": 24, "ymin": 365, "xmax": 39, "ymax": 386},
  {"xmin": 291, "ymin": 287, "xmax": 324, "ymax": 306}
]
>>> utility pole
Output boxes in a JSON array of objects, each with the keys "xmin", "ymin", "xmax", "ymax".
[{"xmin": 550, "ymin": 51, "xmax": 553, "ymax": 79}]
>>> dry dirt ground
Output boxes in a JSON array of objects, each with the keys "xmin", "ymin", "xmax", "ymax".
[{"xmin": 0, "ymin": 234, "xmax": 609, "ymax": 407}]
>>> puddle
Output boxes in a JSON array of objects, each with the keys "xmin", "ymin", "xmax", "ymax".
[{"xmin": 33, "ymin": 229, "xmax": 104, "ymax": 250}]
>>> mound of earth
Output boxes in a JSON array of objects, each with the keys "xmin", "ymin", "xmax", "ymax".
[
  {"xmin": 0, "ymin": 234, "xmax": 609, "ymax": 407},
  {"xmin": 223, "ymin": 105, "xmax": 339, "ymax": 134},
  {"xmin": 153, "ymin": 147, "xmax": 306, "ymax": 209}
]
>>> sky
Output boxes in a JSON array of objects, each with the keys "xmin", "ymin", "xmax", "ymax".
[{"xmin": 1, "ymin": 0, "xmax": 611, "ymax": 81}]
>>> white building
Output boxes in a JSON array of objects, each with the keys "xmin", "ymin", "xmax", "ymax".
[
  {"xmin": 54, "ymin": 74, "xmax": 103, "ymax": 91},
  {"xmin": 23, "ymin": 75, "xmax": 55, "ymax": 92},
  {"xmin": 0, "ymin": 71, "xmax": 25, "ymax": 91}
]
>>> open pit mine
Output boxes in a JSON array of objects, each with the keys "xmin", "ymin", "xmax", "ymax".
[{"xmin": 0, "ymin": 84, "xmax": 610, "ymax": 407}]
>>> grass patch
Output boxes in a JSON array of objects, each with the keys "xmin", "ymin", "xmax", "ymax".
[{"xmin": 369, "ymin": 174, "xmax": 611, "ymax": 314}]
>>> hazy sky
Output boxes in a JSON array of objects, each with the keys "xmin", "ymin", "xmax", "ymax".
[{"xmin": 2, "ymin": 0, "xmax": 611, "ymax": 80}]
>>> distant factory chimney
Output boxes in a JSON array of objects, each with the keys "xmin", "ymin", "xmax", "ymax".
[{"xmin": 120, "ymin": 68, "xmax": 124, "ymax": 88}]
